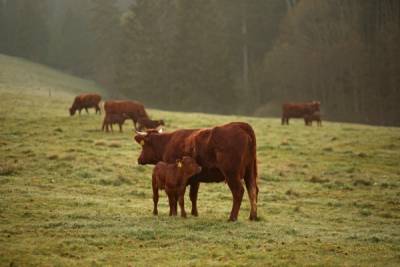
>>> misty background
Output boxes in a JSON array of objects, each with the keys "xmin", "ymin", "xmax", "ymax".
[{"xmin": 0, "ymin": 0, "xmax": 399, "ymax": 126}]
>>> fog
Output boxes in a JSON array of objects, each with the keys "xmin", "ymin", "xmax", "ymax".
[{"xmin": 1, "ymin": 0, "xmax": 399, "ymax": 126}]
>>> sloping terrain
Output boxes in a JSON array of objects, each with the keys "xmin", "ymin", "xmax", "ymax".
[{"xmin": 0, "ymin": 55, "xmax": 399, "ymax": 266}]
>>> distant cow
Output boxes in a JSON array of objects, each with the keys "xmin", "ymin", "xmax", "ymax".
[
  {"xmin": 134, "ymin": 122, "xmax": 258, "ymax": 221},
  {"xmin": 102, "ymin": 113, "xmax": 129, "ymax": 132},
  {"xmin": 152, "ymin": 156, "xmax": 202, "ymax": 217},
  {"xmin": 304, "ymin": 111, "xmax": 322, "ymax": 126},
  {"xmin": 104, "ymin": 100, "xmax": 149, "ymax": 129},
  {"xmin": 69, "ymin": 93, "xmax": 101, "ymax": 116},
  {"xmin": 137, "ymin": 117, "xmax": 165, "ymax": 131},
  {"xmin": 282, "ymin": 101, "xmax": 320, "ymax": 125}
]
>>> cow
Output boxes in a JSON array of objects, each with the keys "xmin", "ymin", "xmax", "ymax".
[
  {"xmin": 152, "ymin": 156, "xmax": 202, "ymax": 218},
  {"xmin": 69, "ymin": 93, "xmax": 101, "ymax": 116},
  {"xmin": 102, "ymin": 112, "xmax": 129, "ymax": 132},
  {"xmin": 304, "ymin": 111, "xmax": 322, "ymax": 126},
  {"xmin": 134, "ymin": 122, "xmax": 258, "ymax": 221},
  {"xmin": 137, "ymin": 117, "xmax": 165, "ymax": 131},
  {"xmin": 104, "ymin": 100, "xmax": 149, "ymax": 129},
  {"xmin": 281, "ymin": 101, "xmax": 320, "ymax": 125}
]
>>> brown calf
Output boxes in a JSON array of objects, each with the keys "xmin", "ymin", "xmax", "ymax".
[
  {"xmin": 137, "ymin": 117, "xmax": 165, "ymax": 131},
  {"xmin": 102, "ymin": 113, "xmax": 129, "ymax": 132},
  {"xmin": 304, "ymin": 111, "xmax": 322, "ymax": 126},
  {"xmin": 152, "ymin": 156, "xmax": 202, "ymax": 217},
  {"xmin": 69, "ymin": 93, "xmax": 102, "ymax": 116}
]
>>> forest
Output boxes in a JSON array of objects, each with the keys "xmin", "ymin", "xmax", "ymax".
[{"xmin": 1, "ymin": 0, "xmax": 399, "ymax": 126}]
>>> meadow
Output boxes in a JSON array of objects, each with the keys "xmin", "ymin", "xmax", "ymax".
[{"xmin": 0, "ymin": 55, "xmax": 400, "ymax": 266}]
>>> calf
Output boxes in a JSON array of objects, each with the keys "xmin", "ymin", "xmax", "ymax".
[
  {"xmin": 137, "ymin": 117, "xmax": 165, "ymax": 131},
  {"xmin": 102, "ymin": 113, "xmax": 129, "ymax": 132},
  {"xmin": 304, "ymin": 111, "xmax": 322, "ymax": 126},
  {"xmin": 152, "ymin": 156, "xmax": 202, "ymax": 217}
]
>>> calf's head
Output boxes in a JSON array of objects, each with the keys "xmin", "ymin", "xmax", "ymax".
[{"xmin": 177, "ymin": 156, "xmax": 202, "ymax": 177}]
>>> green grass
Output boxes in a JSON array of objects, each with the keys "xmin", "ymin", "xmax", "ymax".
[{"xmin": 1, "ymin": 54, "xmax": 400, "ymax": 266}]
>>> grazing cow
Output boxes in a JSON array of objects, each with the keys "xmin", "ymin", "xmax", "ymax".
[
  {"xmin": 69, "ymin": 93, "xmax": 101, "ymax": 116},
  {"xmin": 304, "ymin": 111, "xmax": 322, "ymax": 126},
  {"xmin": 104, "ymin": 100, "xmax": 149, "ymax": 129},
  {"xmin": 102, "ymin": 112, "xmax": 129, "ymax": 132},
  {"xmin": 137, "ymin": 117, "xmax": 165, "ymax": 131},
  {"xmin": 281, "ymin": 101, "xmax": 320, "ymax": 125},
  {"xmin": 152, "ymin": 156, "xmax": 202, "ymax": 217},
  {"xmin": 134, "ymin": 122, "xmax": 258, "ymax": 221}
]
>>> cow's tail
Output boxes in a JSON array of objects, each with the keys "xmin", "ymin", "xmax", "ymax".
[{"xmin": 238, "ymin": 123, "xmax": 258, "ymax": 200}]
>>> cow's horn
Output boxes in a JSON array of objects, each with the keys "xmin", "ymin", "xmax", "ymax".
[
  {"xmin": 157, "ymin": 127, "xmax": 164, "ymax": 133},
  {"xmin": 135, "ymin": 130, "xmax": 148, "ymax": 136}
]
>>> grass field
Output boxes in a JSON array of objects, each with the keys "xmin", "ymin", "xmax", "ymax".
[{"xmin": 1, "ymin": 55, "xmax": 400, "ymax": 266}]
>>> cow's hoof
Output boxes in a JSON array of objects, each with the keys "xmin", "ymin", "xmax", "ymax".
[
  {"xmin": 249, "ymin": 215, "xmax": 258, "ymax": 221},
  {"xmin": 153, "ymin": 211, "xmax": 158, "ymax": 216},
  {"xmin": 228, "ymin": 217, "xmax": 237, "ymax": 222},
  {"xmin": 191, "ymin": 211, "xmax": 198, "ymax": 217}
]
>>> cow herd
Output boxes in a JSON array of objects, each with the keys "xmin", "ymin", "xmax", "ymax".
[{"xmin": 69, "ymin": 93, "xmax": 322, "ymax": 221}]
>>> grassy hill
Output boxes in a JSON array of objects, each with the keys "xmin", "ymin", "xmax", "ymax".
[{"xmin": 0, "ymin": 54, "xmax": 400, "ymax": 266}]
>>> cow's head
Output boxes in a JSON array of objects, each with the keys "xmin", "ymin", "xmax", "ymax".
[
  {"xmin": 69, "ymin": 107, "xmax": 76, "ymax": 116},
  {"xmin": 134, "ymin": 128, "xmax": 164, "ymax": 165}
]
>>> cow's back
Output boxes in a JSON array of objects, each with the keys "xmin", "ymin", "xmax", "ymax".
[{"xmin": 105, "ymin": 100, "xmax": 147, "ymax": 118}]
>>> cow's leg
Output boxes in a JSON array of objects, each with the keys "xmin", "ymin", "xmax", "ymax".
[
  {"xmin": 96, "ymin": 105, "xmax": 101, "ymax": 115},
  {"xmin": 167, "ymin": 193, "xmax": 174, "ymax": 216},
  {"xmin": 85, "ymin": 107, "xmax": 89, "ymax": 114},
  {"xmin": 244, "ymin": 164, "xmax": 258, "ymax": 221},
  {"xmin": 281, "ymin": 117, "xmax": 285, "ymax": 125},
  {"xmin": 110, "ymin": 124, "xmax": 114, "ymax": 132},
  {"xmin": 119, "ymin": 123, "xmax": 122, "ymax": 132},
  {"xmin": 224, "ymin": 169, "xmax": 244, "ymax": 222},
  {"xmin": 189, "ymin": 182, "xmax": 200, "ymax": 216},
  {"xmin": 152, "ymin": 175, "xmax": 159, "ymax": 215},
  {"xmin": 178, "ymin": 187, "xmax": 187, "ymax": 218},
  {"xmin": 101, "ymin": 118, "xmax": 106, "ymax": 131}
]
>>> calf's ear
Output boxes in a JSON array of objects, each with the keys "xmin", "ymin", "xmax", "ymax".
[{"xmin": 176, "ymin": 159, "xmax": 182, "ymax": 168}]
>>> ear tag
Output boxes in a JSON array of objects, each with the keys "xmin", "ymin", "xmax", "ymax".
[
  {"xmin": 140, "ymin": 140, "xmax": 145, "ymax": 146},
  {"xmin": 177, "ymin": 162, "xmax": 182, "ymax": 168}
]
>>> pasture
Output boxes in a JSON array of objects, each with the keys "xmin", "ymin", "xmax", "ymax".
[{"xmin": 0, "ymin": 55, "xmax": 400, "ymax": 266}]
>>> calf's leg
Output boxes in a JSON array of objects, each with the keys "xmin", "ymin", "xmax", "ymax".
[
  {"xmin": 178, "ymin": 187, "xmax": 187, "ymax": 218},
  {"xmin": 152, "ymin": 175, "xmax": 159, "ymax": 215}
]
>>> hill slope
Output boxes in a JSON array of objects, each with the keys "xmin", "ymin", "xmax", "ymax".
[{"xmin": 0, "ymin": 55, "xmax": 400, "ymax": 266}]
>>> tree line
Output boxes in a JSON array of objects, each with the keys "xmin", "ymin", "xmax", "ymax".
[{"xmin": 0, "ymin": 0, "xmax": 399, "ymax": 126}]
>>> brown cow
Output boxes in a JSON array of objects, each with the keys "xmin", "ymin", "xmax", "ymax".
[
  {"xmin": 104, "ymin": 100, "xmax": 149, "ymax": 129},
  {"xmin": 102, "ymin": 112, "xmax": 129, "ymax": 132},
  {"xmin": 137, "ymin": 117, "xmax": 165, "ymax": 131},
  {"xmin": 152, "ymin": 156, "xmax": 202, "ymax": 217},
  {"xmin": 69, "ymin": 93, "xmax": 101, "ymax": 116},
  {"xmin": 134, "ymin": 122, "xmax": 258, "ymax": 221},
  {"xmin": 281, "ymin": 101, "xmax": 320, "ymax": 125},
  {"xmin": 304, "ymin": 111, "xmax": 322, "ymax": 126}
]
